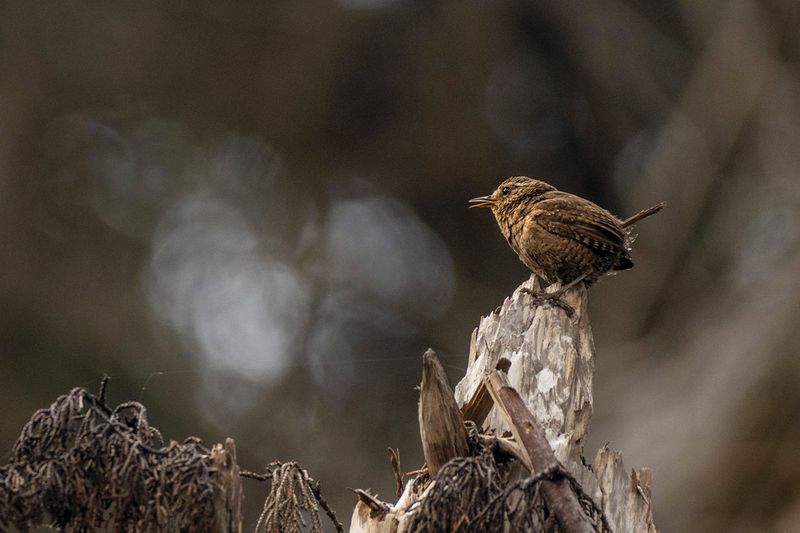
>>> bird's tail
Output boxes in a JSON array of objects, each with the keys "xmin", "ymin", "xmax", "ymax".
[{"xmin": 621, "ymin": 202, "xmax": 665, "ymax": 228}]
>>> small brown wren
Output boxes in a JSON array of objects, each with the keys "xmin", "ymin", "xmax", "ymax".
[{"xmin": 470, "ymin": 176, "xmax": 663, "ymax": 313}]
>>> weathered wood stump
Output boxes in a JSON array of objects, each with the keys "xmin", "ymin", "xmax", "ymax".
[{"xmin": 350, "ymin": 275, "xmax": 657, "ymax": 532}]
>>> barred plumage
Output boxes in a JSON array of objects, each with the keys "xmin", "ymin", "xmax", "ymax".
[{"xmin": 469, "ymin": 176, "xmax": 662, "ymax": 287}]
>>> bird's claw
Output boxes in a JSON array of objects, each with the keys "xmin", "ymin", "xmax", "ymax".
[{"xmin": 519, "ymin": 287, "xmax": 575, "ymax": 318}]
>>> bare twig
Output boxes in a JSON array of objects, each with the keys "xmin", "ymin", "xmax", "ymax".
[
  {"xmin": 98, "ymin": 374, "xmax": 110, "ymax": 405},
  {"xmin": 310, "ymin": 480, "xmax": 344, "ymax": 533},
  {"xmin": 485, "ymin": 370, "xmax": 595, "ymax": 533},
  {"xmin": 388, "ymin": 447, "xmax": 403, "ymax": 497},
  {"xmin": 352, "ymin": 489, "xmax": 391, "ymax": 519}
]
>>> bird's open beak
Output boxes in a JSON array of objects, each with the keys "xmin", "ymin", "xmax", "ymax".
[{"xmin": 468, "ymin": 195, "xmax": 494, "ymax": 209}]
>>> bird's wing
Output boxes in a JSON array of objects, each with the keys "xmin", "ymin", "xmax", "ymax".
[{"xmin": 532, "ymin": 193, "xmax": 628, "ymax": 255}]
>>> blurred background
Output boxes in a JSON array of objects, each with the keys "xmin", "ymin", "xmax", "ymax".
[{"xmin": 2, "ymin": 1, "xmax": 800, "ymax": 530}]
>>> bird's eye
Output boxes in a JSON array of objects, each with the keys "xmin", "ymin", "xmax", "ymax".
[{"xmin": 501, "ymin": 186, "xmax": 511, "ymax": 196}]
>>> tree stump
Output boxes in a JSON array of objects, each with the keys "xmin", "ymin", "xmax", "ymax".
[{"xmin": 350, "ymin": 275, "xmax": 657, "ymax": 532}]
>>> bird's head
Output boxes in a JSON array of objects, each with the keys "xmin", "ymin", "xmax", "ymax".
[{"xmin": 469, "ymin": 176, "xmax": 556, "ymax": 214}]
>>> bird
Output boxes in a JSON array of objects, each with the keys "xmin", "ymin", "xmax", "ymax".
[{"xmin": 469, "ymin": 176, "xmax": 663, "ymax": 315}]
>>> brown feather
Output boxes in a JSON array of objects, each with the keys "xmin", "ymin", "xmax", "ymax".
[{"xmin": 470, "ymin": 176, "xmax": 661, "ymax": 286}]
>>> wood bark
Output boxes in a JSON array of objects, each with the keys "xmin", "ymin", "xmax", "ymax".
[
  {"xmin": 418, "ymin": 348, "xmax": 470, "ymax": 476},
  {"xmin": 350, "ymin": 274, "xmax": 658, "ymax": 532},
  {"xmin": 210, "ymin": 438, "xmax": 243, "ymax": 533},
  {"xmin": 454, "ymin": 275, "xmax": 656, "ymax": 532},
  {"xmin": 485, "ymin": 370, "xmax": 594, "ymax": 533},
  {"xmin": 453, "ymin": 275, "xmax": 594, "ymax": 464}
]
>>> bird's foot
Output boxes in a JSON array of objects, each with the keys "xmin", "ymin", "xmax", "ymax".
[{"xmin": 519, "ymin": 287, "xmax": 575, "ymax": 318}]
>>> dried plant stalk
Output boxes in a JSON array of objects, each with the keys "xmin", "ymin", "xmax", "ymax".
[{"xmin": 0, "ymin": 382, "xmax": 241, "ymax": 532}]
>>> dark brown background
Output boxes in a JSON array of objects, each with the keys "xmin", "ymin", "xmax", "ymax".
[{"xmin": 2, "ymin": 1, "xmax": 800, "ymax": 530}]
